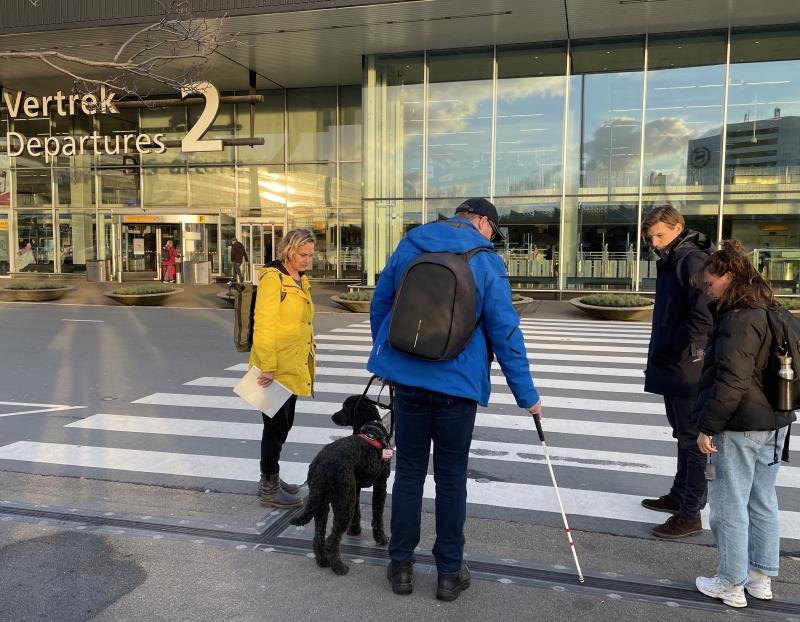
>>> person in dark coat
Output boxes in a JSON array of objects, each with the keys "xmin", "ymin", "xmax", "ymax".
[
  {"xmin": 641, "ymin": 205, "xmax": 714, "ymax": 538},
  {"xmin": 230, "ymin": 237, "xmax": 249, "ymax": 283},
  {"xmin": 693, "ymin": 240, "xmax": 795, "ymax": 608}
]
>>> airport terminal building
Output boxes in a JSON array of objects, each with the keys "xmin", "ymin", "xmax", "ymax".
[{"xmin": 1, "ymin": 0, "xmax": 799, "ymax": 292}]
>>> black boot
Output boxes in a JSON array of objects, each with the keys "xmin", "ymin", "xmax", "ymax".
[
  {"xmin": 258, "ymin": 473, "xmax": 302, "ymax": 508},
  {"xmin": 436, "ymin": 564, "xmax": 471, "ymax": 602},
  {"xmin": 386, "ymin": 560, "xmax": 413, "ymax": 595}
]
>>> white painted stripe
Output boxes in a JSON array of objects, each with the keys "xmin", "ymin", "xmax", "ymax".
[
  {"xmin": 519, "ymin": 318, "xmax": 650, "ymax": 328},
  {"xmin": 314, "ymin": 341, "xmax": 647, "ymax": 364},
  {"xmin": 314, "ymin": 334, "xmax": 648, "ymax": 354},
  {"xmin": 2, "ymin": 441, "xmax": 799, "ymax": 538},
  {"xmin": 61, "ymin": 319, "xmax": 104, "ymax": 323},
  {"xmin": 328, "ymin": 327, "xmax": 649, "ymax": 345},
  {"xmin": 65, "ymin": 414, "xmax": 800, "ymax": 488},
  {"xmin": 134, "ymin": 388, "xmax": 663, "ymax": 415},
  {"xmin": 332, "ymin": 325, "xmax": 653, "ymax": 338},
  {"xmin": 188, "ymin": 371, "xmax": 646, "ymax": 394}
]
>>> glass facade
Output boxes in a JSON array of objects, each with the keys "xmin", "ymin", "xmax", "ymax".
[
  {"xmin": 364, "ymin": 29, "xmax": 800, "ymax": 293},
  {"xmin": 1, "ymin": 86, "xmax": 361, "ymax": 279}
]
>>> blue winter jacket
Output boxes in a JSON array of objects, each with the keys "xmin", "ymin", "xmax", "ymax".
[{"xmin": 367, "ymin": 217, "xmax": 539, "ymax": 408}]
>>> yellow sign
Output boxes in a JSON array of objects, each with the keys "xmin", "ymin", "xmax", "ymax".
[
  {"xmin": 0, "ymin": 221, "xmax": 8, "ymax": 230},
  {"xmin": 123, "ymin": 216, "xmax": 157, "ymax": 223},
  {"xmin": 199, "ymin": 215, "xmax": 206, "ymax": 223}
]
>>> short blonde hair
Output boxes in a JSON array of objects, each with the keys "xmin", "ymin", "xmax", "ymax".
[{"xmin": 278, "ymin": 228, "xmax": 315, "ymax": 263}]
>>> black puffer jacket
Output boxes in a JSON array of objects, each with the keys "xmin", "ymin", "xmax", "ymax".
[
  {"xmin": 644, "ymin": 229, "xmax": 714, "ymax": 396},
  {"xmin": 694, "ymin": 304, "xmax": 797, "ymax": 435}
]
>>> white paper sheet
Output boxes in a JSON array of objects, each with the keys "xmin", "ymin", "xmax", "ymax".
[{"xmin": 233, "ymin": 365, "xmax": 292, "ymax": 418}]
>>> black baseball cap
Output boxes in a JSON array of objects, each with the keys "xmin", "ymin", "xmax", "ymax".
[{"xmin": 455, "ymin": 198, "xmax": 505, "ymax": 241}]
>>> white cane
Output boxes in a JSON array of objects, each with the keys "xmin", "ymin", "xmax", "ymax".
[{"xmin": 533, "ymin": 414, "xmax": 585, "ymax": 583}]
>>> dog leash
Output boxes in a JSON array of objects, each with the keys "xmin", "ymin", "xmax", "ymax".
[{"xmin": 356, "ymin": 375, "xmax": 395, "ymax": 441}]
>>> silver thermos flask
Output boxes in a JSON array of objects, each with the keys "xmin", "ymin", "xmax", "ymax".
[{"xmin": 778, "ymin": 354, "xmax": 795, "ymax": 411}]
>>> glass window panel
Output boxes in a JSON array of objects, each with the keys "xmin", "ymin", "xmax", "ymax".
[
  {"xmin": 339, "ymin": 162, "xmax": 361, "ymax": 207},
  {"xmin": 495, "ymin": 46, "xmax": 567, "ymax": 196},
  {"xmin": 52, "ymin": 113, "xmax": 93, "ymax": 168},
  {"xmin": 288, "ymin": 87, "xmax": 336, "ymax": 162},
  {"xmin": 140, "ymin": 106, "xmax": 186, "ymax": 165},
  {"xmin": 722, "ymin": 205, "xmax": 800, "ymax": 294},
  {"xmin": 11, "ymin": 116, "xmax": 50, "ymax": 168},
  {"xmin": 339, "ymin": 85, "xmax": 362, "ymax": 162},
  {"xmin": 100, "ymin": 168, "xmax": 140, "ymax": 207},
  {"xmin": 187, "ymin": 103, "xmax": 235, "ymax": 164},
  {"xmin": 494, "ymin": 198, "xmax": 560, "ymax": 289},
  {"xmin": 97, "ymin": 108, "xmax": 139, "ymax": 167},
  {"xmin": 566, "ymin": 39, "xmax": 644, "ymax": 194},
  {"xmin": 644, "ymin": 34, "xmax": 726, "ymax": 195},
  {"xmin": 55, "ymin": 168, "xmax": 93, "ymax": 207},
  {"xmin": 286, "ymin": 163, "xmax": 336, "ymax": 208},
  {"xmin": 189, "ymin": 166, "xmax": 236, "ymax": 207},
  {"xmin": 143, "ymin": 166, "xmax": 187, "ymax": 206},
  {"xmin": 364, "ymin": 198, "xmax": 422, "ymax": 273},
  {"xmin": 237, "ymin": 90, "xmax": 285, "ymax": 164},
  {"xmin": 237, "ymin": 165, "xmax": 286, "ymax": 217},
  {"xmin": 287, "ymin": 207, "xmax": 336, "ymax": 277},
  {"xmin": 15, "ymin": 169, "xmax": 51, "ymax": 208},
  {"xmin": 363, "ymin": 54, "xmax": 424, "ymax": 199},
  {"xmin": 338, "ymin": 209, "xmax": 362, "ymax": 276},
  {"xmin": 16, "ymin": 210, "xmax": 54, "ymax": 272},
  {"xmin": 59, "ymin": 209, "xmax": 96, "ymax": 273},
  {"xmin": 427, "ymin": 49, "xmax": 493, "ymax": 198}
]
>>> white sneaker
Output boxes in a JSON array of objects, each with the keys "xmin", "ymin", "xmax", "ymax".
[
  {"xmin": 695, "ymin": 575, "xmax": 747, "ymax": 608},
  {"xmin": 745, "ymin": 576, "xmax": 772, "ymax": 600}
]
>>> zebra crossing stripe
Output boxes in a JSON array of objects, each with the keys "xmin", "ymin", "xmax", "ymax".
[
  {"xmin": 518, "ymin": 318, "xmax": 650, "ymax": 328},
  {"xmin": 328, "ymin": 328, "xmax": 650, "ymax": 346},
  {"xmin": 187, "ymin": 371, "xmax": 647, "ymax": 395},
  {"xmin": 63, "ymin": 415, "xmax": 800, "ymax": 488},
  {"xmin": 314, "ymin": 342, "xmax": 647, "ymax": 364},
  {"xmin": 0, "ymin": 441, "xmax": 797, "ymax": 539}
]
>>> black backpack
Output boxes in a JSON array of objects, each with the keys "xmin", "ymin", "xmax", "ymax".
[
  {"xmin": 387, "ymin": 226, "xmax": 491, "ymax": 361},
  {"xmin": 162, "ymin": 248, "xmax": 170, "ymax": 261}
]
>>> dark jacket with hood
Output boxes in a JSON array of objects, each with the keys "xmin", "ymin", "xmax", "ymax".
[
  {"xmin": 644, "ymin": 229, "xmax": 714, "ymax": 396},
  {"xmin": 231, "ymin": 240, "xmax": 248, "ymax": 264},
  {"xmin": 694, "ymin": 303, "xmax": 796, "ymax": 435}
]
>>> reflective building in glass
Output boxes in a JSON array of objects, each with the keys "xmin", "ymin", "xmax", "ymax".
[{"xmin": 2, "ymin": 1, "xmax": 800, "ymax": 293}]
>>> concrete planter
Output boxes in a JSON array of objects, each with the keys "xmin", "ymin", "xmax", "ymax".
[
  {"xmin": 570, "ymin": 297, "xmax": 654, "ymax": 321},
  {"xmin": 216, "ymin": 291, "xmax": 235, "ymax": 306},
  {"xmin": 331, "ymin": 295, "xmax": 371, "ymax": 312},
  {"xmin": 1, "ymin": 286, "xmax": 73, "ymax": 302},
  {"xmin": 332, "ymin": 294, "xmax": 535, "ymax": 315},
  {"xmin": 105, "ymin": 288, "xmax": 183, "ymax": 306}
]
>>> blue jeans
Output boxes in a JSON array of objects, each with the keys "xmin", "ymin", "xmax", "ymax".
[
  {"xmin": 389, "ymin": 383, "xmax": 477, "ymax": 575},
  {"xmin": 232, "ymin": 262, "xmax": 244, "ymax": 283},
  {"xmin": 709, "ymin": 427, "xmax": 788, "ymax": 586}
]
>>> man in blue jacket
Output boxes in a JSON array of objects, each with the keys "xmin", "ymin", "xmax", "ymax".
[{"xmin": 368, "ymin": 198, "xmax": 542, "ymax": 602}]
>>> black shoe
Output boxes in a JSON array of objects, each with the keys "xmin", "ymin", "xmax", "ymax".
[
  {"xmin": 387, "ymin": 560, "xmax": 413, "ymax": 595},
  {"xmin": 641, "ymin": 494, "xmax": 680, "ymax": 515},
  {"xmin": 436, "ymin": 564, "xmax": 471, "ymax": 602},
  {"xmin": 651, "ymin": 515, "xmax": 703, "ymax": 539}
]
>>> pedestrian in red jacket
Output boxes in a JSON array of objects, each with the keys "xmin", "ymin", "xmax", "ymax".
[{"xmin": 161, "ymin": 240, "xmax": 179, "ymax": 283}]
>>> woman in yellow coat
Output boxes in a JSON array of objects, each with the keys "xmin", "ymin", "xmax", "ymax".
[{"xmin": 250, "ymin": 228, "xmax": 316, "ymax": 508}]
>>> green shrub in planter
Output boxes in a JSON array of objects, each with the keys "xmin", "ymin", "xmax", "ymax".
[
  {"xmin": 580, "ymin": 293, "xmax": 654, "ymax": 308},
  {"xmin": 4, "ymin": 281, "xmax": 67, "ymax": 290},
  {"xmin": 111, "ymin": 284, "xmax": 177, "ymax": 296},
  {"xmin": 777, "ymin": 297, "xmax": 800, "ymax": 311},
  {"xmin": 339, "ymin": 290, "xmax": 374, "ymax": 301}
]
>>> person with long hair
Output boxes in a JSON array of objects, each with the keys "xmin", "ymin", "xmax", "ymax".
[
  {"xmin": 250, "ymin": 228, "xmax": 316, "ymax": 508},
  {"xmin": 693, "ymin": 240, "xmax": 796, "ymax": 608}
]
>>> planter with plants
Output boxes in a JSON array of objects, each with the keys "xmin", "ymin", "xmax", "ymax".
[
  {"xmin": 570, "ymin": 293, "xmax": 655, "ymax": 321},
  {"xmin": 105, "ymin": 284, "xmax": 182, "ymax": 306},
  {"xmin": 778, "ymin": 297, "xmax": 800, "ymax": 315},
  {"xmin": 332, "ymin": 289, "xmax": 534, "ymax": 315},
  {"xmin": 1, "ymin": 281, "xmax": 73, "ymax": 302}
]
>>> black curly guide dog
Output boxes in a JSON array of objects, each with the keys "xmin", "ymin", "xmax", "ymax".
[{"xmin": 290, "ymin": 394, "xmax": 392, "ymax": 575}]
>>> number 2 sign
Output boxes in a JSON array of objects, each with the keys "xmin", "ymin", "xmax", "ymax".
[{"xmin": 181, "ymin": 81, "xmax": 223, "ymax": 153}]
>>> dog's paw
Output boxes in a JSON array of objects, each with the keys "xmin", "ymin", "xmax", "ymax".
[
  {"xmin": 315, "ymin": 555, "xmax": 330, "ymax": 568},
  {"xmin": 347, "ymin": 524, "xmax": 362, "ymax": 536},
  {"xmin": 331, "ymin": 561, "xmax": 349, "ymax": 576},
  {"xmin": 373, "ymin": 530, "xmax": 389, "ymax": 546}
]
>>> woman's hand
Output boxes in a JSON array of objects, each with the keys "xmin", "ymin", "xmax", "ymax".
[
  {"xmin": 697, "ymin": 432, "xmax": 716, "ymax": 454},
  {"xmin": 257, "ymin": 371, "xmax": 275, "ymax": 387}
]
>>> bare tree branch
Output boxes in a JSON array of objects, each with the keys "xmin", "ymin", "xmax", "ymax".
[{"xmin": 4, "ymin": 0, "xmax": 238, "ymax": 96}]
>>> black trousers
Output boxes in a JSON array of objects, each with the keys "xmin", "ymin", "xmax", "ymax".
[
  {"xmin": 664, "ymin": 395, "xmax": 707, "ymax": 519},
  {"xmin": 260, "ymin": 394, "xmax": 297, "ymax": 475}
]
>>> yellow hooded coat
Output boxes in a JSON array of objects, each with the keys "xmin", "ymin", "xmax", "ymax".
[{"xmin": 248, "ymin": 266, "xmax": 315, "ymax": 397}]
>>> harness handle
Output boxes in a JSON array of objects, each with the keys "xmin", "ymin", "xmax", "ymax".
[{"xmin": 356, "ymin": 375, "xmax": 395, "ymax": 441}]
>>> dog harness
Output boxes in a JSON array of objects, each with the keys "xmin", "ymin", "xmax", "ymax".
[{"xmin": 357, "ymin": 427, "xmax": 393, "ymax": 462}]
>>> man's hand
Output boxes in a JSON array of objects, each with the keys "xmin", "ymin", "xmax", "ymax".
[
  {"xmin": 527, "ymin": 400, "xmax": 543, "ymax": 418},
  {"xmin": 697, "ymin": 432, "xmax": 716, "ymax": 454},
  {"xmin": 257, "ymin": 371, "xmax": 275, "ymax": 387}
]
